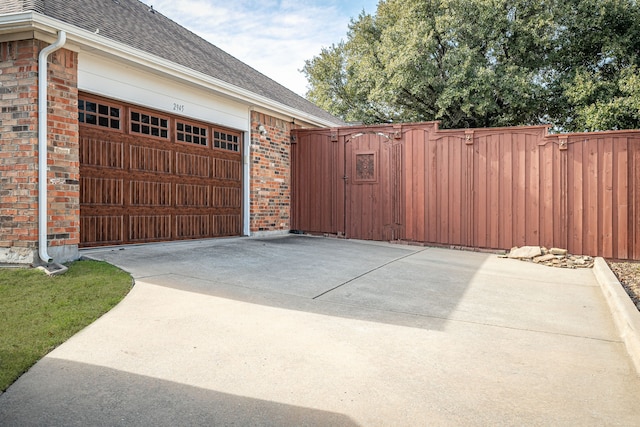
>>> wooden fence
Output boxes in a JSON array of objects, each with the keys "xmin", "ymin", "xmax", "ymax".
[{"xmin": 291, "ymin": 123, "xmax": 640, "ymax": 260}]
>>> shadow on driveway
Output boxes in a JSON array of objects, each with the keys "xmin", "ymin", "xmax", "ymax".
[
  {"xmin": 82, "ymin": 235, "xmax": 488, "ymax": 331},
  {"xmin": 0, "ymin": 358, "xmax": 359, "ymax": 426}
]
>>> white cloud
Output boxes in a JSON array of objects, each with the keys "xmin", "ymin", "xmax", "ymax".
[{"xmin": 147, "ymin": 0, "xmax": 377, "ymax": 96}]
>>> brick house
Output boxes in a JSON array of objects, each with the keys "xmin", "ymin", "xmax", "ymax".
[{"xmin": 0, "ymin": 0, "xmax": 343, "ymax": 264}]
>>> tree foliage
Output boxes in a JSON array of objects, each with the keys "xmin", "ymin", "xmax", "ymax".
[{"xmin": 302, "ymin": 0, "xmax": 640, "ymax": 131}]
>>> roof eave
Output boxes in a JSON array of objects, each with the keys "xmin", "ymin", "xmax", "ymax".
[{"xmin": 0, "ymin": 11, "xmax": 340, "ymax": 128}]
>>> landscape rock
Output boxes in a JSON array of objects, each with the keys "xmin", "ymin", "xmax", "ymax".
[
  {"xmin": 550, "ymin": 247, "xmax": 568, "ymax": 255},
  {"xmin": 533, "ymin": 254, "xmax": 556, "ymax": 263},
  {"xmin": 504, "ymin": 246, "xmax": 593, "ymax": 269},
  {"xmin": 507, "ymin": 246, "xmax": 542, "ymax": 259}
]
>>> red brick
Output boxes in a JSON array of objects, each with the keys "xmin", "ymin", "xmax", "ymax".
[
  {"xmin": 0, "ymin": 39, "xmax": 78, "ymax": 256},
  {"xmin": 249, "ymin": 111, "xmax": 297, "ymax": 233}
]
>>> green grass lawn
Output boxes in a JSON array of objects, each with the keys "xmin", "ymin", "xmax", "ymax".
[{"xmin": 0, "ymin": 260, "xmax": 132, "ymax": 392}]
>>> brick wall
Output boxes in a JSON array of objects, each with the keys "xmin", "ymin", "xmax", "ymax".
[
  {"xmin": 0, "ymin": 39, "xmax": 78, "ymax": 264},
  {"xmin": 46, "ymin": 47, "xmax": 79, "ymax": 259},
  {"xmin": 249, "ymin": 111, "xmax": 299, "ymax": 234}
]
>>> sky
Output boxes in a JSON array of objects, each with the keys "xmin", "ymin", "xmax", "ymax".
[{"xmin": 147, "ymin": 0, "xmax": 380, "ymax": 96}]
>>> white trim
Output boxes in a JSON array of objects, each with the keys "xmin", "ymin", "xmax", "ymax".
[
  {"xmin": 0, "ymin": 11, "xmax": 340, "ymax": 128},
  {"xmin": 78, "ymin": 52, "xmax": 249, "ymax": 131}
]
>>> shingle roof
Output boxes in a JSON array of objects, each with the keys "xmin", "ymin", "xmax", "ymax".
[{"xmin": 33, "ymin": 0, "xmax": 342, "ymax": 125}]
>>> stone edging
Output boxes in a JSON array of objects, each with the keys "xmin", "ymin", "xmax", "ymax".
[{"xmin": 593, "ymin": 257, "xmax": 640, "ymax": 376}]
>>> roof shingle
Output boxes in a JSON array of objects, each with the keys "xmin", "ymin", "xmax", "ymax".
[{"xmin": 34, "ymin": 0, "xmax": 342, "ymax": 125}]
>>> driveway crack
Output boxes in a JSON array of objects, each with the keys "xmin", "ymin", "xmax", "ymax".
[{"xmin": 312, "ymin": 247, "xmax": 430, "ymax": 299}]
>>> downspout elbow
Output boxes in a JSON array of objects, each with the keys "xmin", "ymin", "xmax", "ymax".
[{"xmin": 38, "ymin": 31, "xmax": 67, "ymax": 264}]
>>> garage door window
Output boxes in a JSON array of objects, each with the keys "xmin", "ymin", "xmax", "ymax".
[
  {"xmin": 79, "ymin": 99, "xmax": 121, "ymax": 130},
  {"xmin": 177, "ymin": 121, "xmax": 207, "ymax": 146},
  {"xmin": 214, "ymin": 131, "xmax": 240, "ymax": 152},
  {"xmin": 131, "ymin": 111, "xmax": 169, "ymax": 139}
]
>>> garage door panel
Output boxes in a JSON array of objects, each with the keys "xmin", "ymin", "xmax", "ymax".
[
  {"xmin": 175, "ymin": 183, "xmax": 210, "ymax": 207},
  {"xmin": 81, "ymin": 177, "xmax": 124, "ymax": 206},
  {"xmin": 80, "ymin": 137, "xmax": 124, "ymax": 169},
  {"xmin": 175, "ymin": 151, "xmax": 211, "ymax": 178},
  {"xmin": 129, "ymin": 215, "xmax": 172, "ymax": 242},
  {"xmin": 213, "ymin": 214, "xmax": 240, "ymax": 236},
  {"xmin": 175, "ymin": 214, "xmax": 210, "ymax": 238},
  {"xmin": 129, "ymin": 180, "xmax": 172, "ymax": 206},
  {"xmin": 80, "ymin": 94, "xmax": 243, "ymax": 247},
  {"xmin": 81, "ymin": 215, "xmax": 124, "ymax": 246},
  {"xmin": 213, "ymin": 186, "xmax": 241, "ymax": 207},
  {"xmin": 214, "ymin": 157, "xmax": 242, "ymax": 180},
  {"xmin": 129, "ymin": 145, "xmax": 172, "ymax": 174}
]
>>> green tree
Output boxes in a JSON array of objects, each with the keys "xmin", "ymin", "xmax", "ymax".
[
  {"xmin": 303, "ymin": 0, "xmax": 640, "ymax": 131},
  {"xmin": 555, "ymin": 0, "xmax": 640, "ymax": 130}
]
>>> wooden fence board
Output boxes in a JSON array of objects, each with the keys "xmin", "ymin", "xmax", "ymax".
[{"xmin": 616, "ymin": 138, "xmax": 628, "ymax": 259}]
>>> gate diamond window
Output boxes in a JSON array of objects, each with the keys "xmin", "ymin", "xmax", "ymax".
[{"xmin": 355, "ymin": 152, "xmax": 377, "ymax": 182}]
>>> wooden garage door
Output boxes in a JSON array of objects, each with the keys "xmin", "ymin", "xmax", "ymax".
[{"xmin": 79, "ymin": 94, "xmax": 242, "ymax": 247}]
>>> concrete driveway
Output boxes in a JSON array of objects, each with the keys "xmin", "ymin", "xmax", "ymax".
[{"xmin": 1, "ymin": 235, "xmax": 639, "ymax": 426}]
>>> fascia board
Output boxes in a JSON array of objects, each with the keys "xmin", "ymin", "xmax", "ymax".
[
  {"xmin": 0, "ymin": 11, "xmax": 338, "ymax": 128},
  {"xmin": 0, "ymin": 11, "xmax": 35, "ymax": 32}
]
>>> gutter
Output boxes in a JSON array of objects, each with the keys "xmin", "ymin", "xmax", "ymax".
[{"xmin": 37, "ymin": 30, "xmax": 66, "ymax": 263}]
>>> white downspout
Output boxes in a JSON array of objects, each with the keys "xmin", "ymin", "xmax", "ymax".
[
  {"xmin": 244, "ymin": 107, "xmax": 252, "ymax": 236},
  {"xmin": 38, "ymin": 31, "xmax": 67, "ymax": 263}
]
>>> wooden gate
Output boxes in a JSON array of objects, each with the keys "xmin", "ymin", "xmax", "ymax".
[
  {"xmin": 345, "ymin": 131, "xmax": 403, "ymax": 240},
  {"xmin": 79, "ymin": 94, "xmax": 242, "ymax": 247}
]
